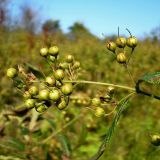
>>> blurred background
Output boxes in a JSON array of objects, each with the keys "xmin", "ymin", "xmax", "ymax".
[{"xmin": 1, "ymin": 0, "xmax": 160, "ymax": 160}]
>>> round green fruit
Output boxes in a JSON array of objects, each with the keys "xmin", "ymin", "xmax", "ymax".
[
  {"xmin": 7, "ymin": 68, "xmax": 17, "ymax": 78},
  {"xmin": 25, "ymin": 99, "xmax": 36, "ymax": 109},
  {"xmin": 116, "ymin": 52, "xmax": 127, "ymax": 64},
  {"xmin": 39, "ymin": 83, "xmax": 46, "ymax": 90},
  {"xmin": 106, "ymin": 41, "xmax": 116, "ymax": 52},
  {"xmin": 151, "ymin": 135, "xmax": 160, "ymax": 146},
  {"xmin": 57, "ymin": 100, "xmax": 67, "ymax": 110},
  {"xmin": 45, "ymin": 76, "xmax": 56, "ymax": 86},
  {"xmin": 29, "ymin": 86, "xmax": 38, "ymax": 96},
  {"xmin": 56, "ymin": 80, "xmax": 63, "ymax": 87},
  {"xmin": 55, "ymin": 69, "xmax": 65, "ymax": 80},
  {"xmin": 49, "ymin": 89, "xmax": 61, "ymax": 101},
  {"xmin": 48, "ymin": 46, "xmax": 59, "ymax": 56},
  {"xmin": 59, "ymin": 62, "xmax": 69, "ymax": 69},
  {"xmin": 116, "ymin": 37, "xmax": 126, "ymax": 48},
  {"xmin": 91, "ymin": 98, "xmax": 101, "ymax": 106},
  {"xmin": 108, "ymin": 86, "xmax": 115, "ymax": 94},
  {"xmin": 48, "ymin": 55, "xmax": 56, "ymax": 62},
  {"xmin": 23, "ymin": 91, "xmax": 31, "ymax": 99},
  {"xmin": 61, "ymin": 83, "xmax": 73, "ymax": 95},
  {"xmin": 66, "ymin": 55, "xmax": 74, "ymax": 63},
  {"xmin": 127, "ymin": 36, "xmax": 138, "ymax": 48},
  {"xmin": 95, "ymin": 107, "xmax": 105, "ymax": 117},
  {"xmin": 36, "ymin": 104, "xmax": 48, "ymax": 113},
  {"xmin": 38, "ymin": 89, "xmax": 49, "ymax": 100},
  {"xmin": 40, "ymin": 47, "xmax": 48, "ymax": 57},
  {"xmin": 73, "ymin": 61, "xmax": 80, "ymax": 69}
]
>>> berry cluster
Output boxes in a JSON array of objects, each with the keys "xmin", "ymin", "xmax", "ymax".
[
  {"xmin": 7, "ymin": 45, "xmax": 81, "ymax": 113},
  {"xmin": 106, "ymin": 29, "xmax": 138, "ymax": 64},
  {"xmin": 90, "ymin": 86, "xmax": 115, "ymax": 117}
]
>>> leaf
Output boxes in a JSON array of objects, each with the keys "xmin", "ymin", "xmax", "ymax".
[
  {"xmin": 13, "ymin": 77, "xmax": 26, "ymax": 89},
  {"xmin": 58, "ymin": 134, "xmax": 71, "ymax": 157},
  {"xmin": 136, "ymin": 72, "xmax": 160, "ymax": 100},
  {"xmin": 139, "ymin": 72, "xmax": 160, "ymax": 85},
  {"xmin": 90, "ymin": 93, "xmax": 134, "ymax": 160},
  {"xmin": 24, "ymin": 63, "xmax": 45, "ymax": 79}
]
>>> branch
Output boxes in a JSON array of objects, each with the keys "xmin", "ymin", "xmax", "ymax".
[{"xmin": 64, "ymin": 80, "xmax": 135, "ymax": 91}]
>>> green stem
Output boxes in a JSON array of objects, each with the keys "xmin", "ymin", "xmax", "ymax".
[
  {"xmin": 64, "ymin": 80, "xmax": 136, "ymax": 91},
  {"xmin": 124, "ymin": 64, "xmax": 135, "ymax": 85}
]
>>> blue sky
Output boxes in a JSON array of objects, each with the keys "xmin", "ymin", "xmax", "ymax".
[{"xmin": 8, "ymin": 0, "xmax": 160, "ymax": 38}]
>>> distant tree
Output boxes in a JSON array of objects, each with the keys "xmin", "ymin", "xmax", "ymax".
[
  {"xmin": 0, "ymin": 0, "xmax": 8, "ymax": 27},
  {"xmin": 68, "ymin": 22, "xmax": 93, "ymax": 40},
  {"xmin": 69, "ymin": 22, "xmax": 89, "ymax": 33},
  {"xmin": 42, "ymin": 19, "xmax": 61, "ymax": 34},
  {"xmin": 19, "ymin": 6, "xmax": 38, "ymax": 49},
  {"xmin": 150, "ymin": 26, "xmax": 160, "ymax": 42},
  {"xmin": 20, "ymin": 6, "xmax": 37, "ymax": 34}
]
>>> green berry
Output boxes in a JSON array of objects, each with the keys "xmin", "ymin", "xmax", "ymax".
[
  {"xmin": 73, "ymin": 61, "xmax": 80, "ymax": 69},
  {"xmin": 77, "ymin": 99, "xmax": 82, "ymax": 104},
  {"xmin": 25, "ymin": 99, "xmax": 36, "ymax": 109},
  {"xmin": 94, "ymin": 107, "xmax": 105, "ymax": 117},
  {"xmin": 36, "ymin": 104, "xmax": 48, "ymax": 113},
  {"xmin": 66, "ymin": 55, "xmax": 74, "ymax": 63},
  {"xmin": 59, "ymin": 62, "xmax": 69, "ymax": 69},
  {"xmin": 56, "ymin": 80, "xmax": 63, "ymax": 87},
  {"xmin": 151, "ymin": 135, "xmax": 160, "ymax": 146},
  {"xmin": 61, "ymin": 83, "xmax": 73, "ymax": 95},
  {"xmin": 38, "ymin": 89, "xmax": 49, "ymax": 100},
  {"xmin": 91, "ymin": 98, "xmax": 101, "ymax": 106},
  {"xmin": 40, "ymin": 47, "xmax": 48, "ymax": 57},
  {"xmin": 65, "ymin": 117, "xmax": 70, "ymax": 122},
  {"xmin": 29, "ymin": 86, "xmax": 38, "ymax": 96},
  {"xmin": 116, "ymin": 52, "xmax": 127, "ymax": 64},
  {"xmin": 116, "ymin": 37, "xmax": 126, "ymax": 48},
  {"xmin": 48, "ymin": 46, "xmax": 59, "ymax": 56},
  {"xmin": 108, "ymin": 86, "xmax": 115, "ymax": 94},
  {"xmin": 23, "ymin": 91, "xmax": 31, "ymax": 99},
  {"xmin": 49, "ymin": 89, "xmax": 61, "ymax": 101},
  {"xmin": 55, "ymin": 69, "xmax": 65, "ymax": 80},
  {"xmin": 39, "ymin": 83, "xmax": 46, "ymax": 90},
  {"xmin": 106, "ymin": 41, "xmax": 116, "ymax": 52},
  {"xmin": 48, "ymin": 55, "xmax": 56, "ymax": 62},
  {"xmin": 7, "ymin": 68, "xmax": 17, "ymax": 78},
  {"xmin": 45, "ymin": 76, "xmax": 56, "ymax": 86},
  {"xmin": 57, "ymin": 99, "xmax": 67, "ymax": 110},
  {"xmin": 127, "ymin": 36, "xmax": 138, "ymax": 48}
]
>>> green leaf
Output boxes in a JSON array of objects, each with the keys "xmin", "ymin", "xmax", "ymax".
[
  {"xmin": 58, "ymin": 134, "xmax": 71, "ymax": 156},
  {"xmin": 139, "ymin": 72, "xmax": 160, "ymax": 85},
  {"xmin": 13, "ymin": 77, "xmax": 26, "ymax": 89},
  {"xmin": 24, "ymin": 63, "xmax": 45, "ymax": 79},
  {"xmin": 136, "ymin": 72, "xmax": 160, "ymax": 100}
]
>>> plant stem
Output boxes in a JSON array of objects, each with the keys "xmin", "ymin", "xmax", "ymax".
[
  {"xmin": 64, "ymin": 80, "xmax": 136, "ymax": 91},
  {"xmin": 124, "ymin": 64, "xmax": 135, "ymax": 85}
]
